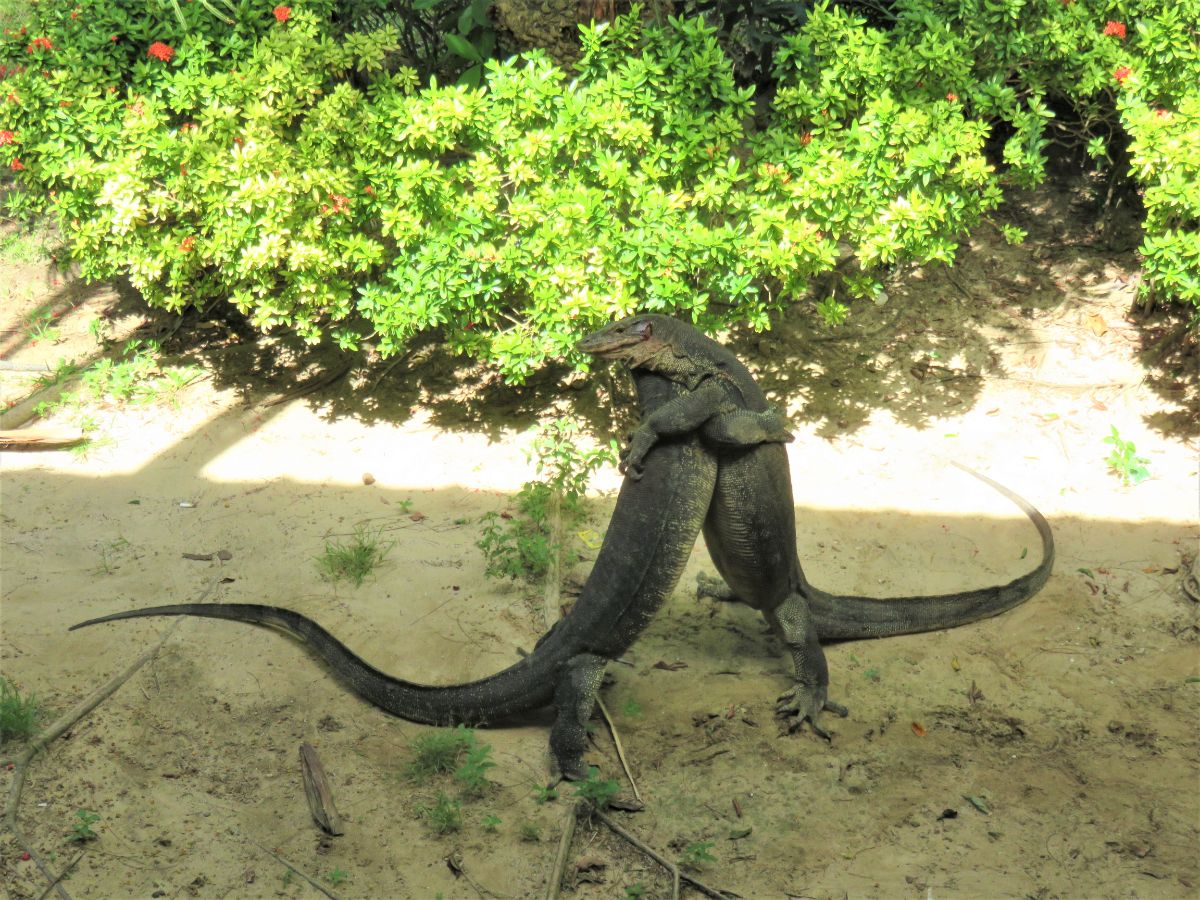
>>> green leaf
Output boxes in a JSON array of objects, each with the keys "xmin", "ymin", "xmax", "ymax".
[
  {"xmin": 445, "ymin": 34, "xmax": 483, "ymax": 62},
  {"xmin": 457, "ymin": 64, "xmax": 483, "ymax": 87}
]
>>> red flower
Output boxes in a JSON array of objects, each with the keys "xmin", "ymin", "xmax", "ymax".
[
  {"xmin": 1113, "ymin": 66, "xmax": 1132, "ymax": 84},
  {"xmin": 273, "ymin": 5, "xmax": 291, "ymax": 21},
  {"xmin": 111, "ymin": 34, "xmax": 119, "ymax": 41},
  {"xmin": 1103, "ymin": 21, "xmax": 1126, "ymax": 39},
  {"xmin": 800, "ymin": 132, "xmax": 813, "ymax": 145},
  {"xmin": 946, "ymin": 92, "xmax": 959, "ymax": 102},
  {"xmin": 26, "ymin": 36, "xmax": 53, "ymax": 53},
  {"xmin": 71, "ymin": 8, "xmax": 80, "ymax": 19},
  {"xmin": 180, "ymin": 236, "xmax": 195, "ymax": 252},
  {"xmin": 0, "ymin": 130, "xmax": 14, "ymax": 145},
  {"xmin": 10, "ymin": 157, "xmax": 24, "ymax": 170},
  {"xmin": 21, "ymin": 852, "xmax": 31, "ymax": 861},
  {"xmin": 147, "ymin": 42, "xmax": 174, "ymax": 62},
  {"xmin": 1155, "ymin": 108, "xmax": 1171, "ymax": 119}
]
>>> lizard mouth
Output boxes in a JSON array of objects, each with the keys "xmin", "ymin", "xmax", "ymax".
[{"xmin": 575, "ymin": 338, "xmax": 638, "ymax": 358}]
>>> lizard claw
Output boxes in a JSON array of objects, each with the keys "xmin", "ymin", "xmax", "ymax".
[{"xmin": 776, "ymin": 684, "xmax": 848, "ymax": 741}]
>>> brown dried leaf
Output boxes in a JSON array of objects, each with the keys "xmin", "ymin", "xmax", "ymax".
[{"xmin": 1086, "ymin": 313, "xmax": 1109, "ymax": 336}]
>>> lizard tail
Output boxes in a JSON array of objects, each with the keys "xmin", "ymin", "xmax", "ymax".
[
  {"xmin": 807, "ymin": 462, "xmax": 1055, "ymax": 640},
  {"xmin": 69, "ymin": 603, "xmax": 560, "ymax": 724}
]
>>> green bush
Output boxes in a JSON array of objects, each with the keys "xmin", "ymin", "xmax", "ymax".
[{"xmin": 2, "ymin": 1, "xmax": 1196, "ymax": 383}]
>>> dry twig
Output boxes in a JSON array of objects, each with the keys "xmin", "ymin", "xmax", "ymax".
[
  {"xmin": 3, "ymin": 577, "xmax": 219, "ymax": 899},
  {"xmin": 595, "ymin": 697, "xmax": 641, "ymax": 803}
]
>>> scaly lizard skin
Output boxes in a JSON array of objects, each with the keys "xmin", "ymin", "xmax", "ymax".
[
  {"xmin": 69, "ymin": 369, "xmax": 774, "ymax": 781},
  {"xmin": 578, "ymin": 314, "xmax": 1054, "ymax": 737}
]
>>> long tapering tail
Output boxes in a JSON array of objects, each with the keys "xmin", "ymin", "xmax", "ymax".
[
  {"xmin": 70, "ymin": 603, "xmax": 560, "ymax": 723},
  {"xmin": 808, "ymin": 462, "xmax": 1054, "ymax": 640}
]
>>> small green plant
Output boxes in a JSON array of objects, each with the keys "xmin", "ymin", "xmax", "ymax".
[
  {"xmin": 93, "ymin": 538, "xmax": 131, "ymax": 575},
  {"xmin": 1103, "ymin": 426, "xmax": 1151, "ymax": 485},
  {"xmin": 327, "ymin": 868, "xmax": 349, "ymax": 886},
  {"xmin": 419, "ymin": 792, "xmax": 463, "ymax": 834},
  {"xmin": 625, "ymin": 884, "xmax": 648, "ymax": 900},
  {"xmin": 454, "ymin": 740, "xmax": 496, "ymax": 797},
  {"xmin": 0, "ymin": 677, "xmax": 41, "ymax": 743},
  {"xmin": 621, "ymin": 699, "xmax": 642, "ymax": 717},
  {"xmin": 27, "ymin": 313, "xmax": 61, "ymax": 344},
  {"xmin": 481, "ymin": 814, "xmax": 501, "ymax": 832},
  {"xmin": 519, "ymin": 822, "xmax": 542, "ymax": 842},
  {"xmin": 999, "ymin": 224, "xmax": 1028, "ymax": 245},
  {"xmin": 571, "ymin": 767, "xmax": 619, "ymax": 809},
  {"xmin": 70, "ymin": 810, "xmax": 100, "ymax": 842},
  {"xmin": 316, "ymin": 525, "xmax": 394, "ymax": 586},
  {"xmin": 29, "ymin": 341, "xmax": 199, "ymax": 424},
  {"xmin": 407, "ymin": 725, "xmax": 495, "ymax": 795},
  {"xmin": 816, "ymin": 296, "xmax": 849, "ymax": 327},
  {"xmin": 86, "ymin": 316, "xmax": 111, "ymax": 343},
  {"xmin": 477, "ymin": 419, "xmax": 617, "ymax": 580},
  {"xmin": 408, "ymin": 725, "xmax": 482, "ymax": 779},
  {"xmin": 532, "ymin": 784, "xmax": 558, "ymax": 804},
  {"xmin": 679, "ymin": 840, "xmax": 716, "ymax": 870}
]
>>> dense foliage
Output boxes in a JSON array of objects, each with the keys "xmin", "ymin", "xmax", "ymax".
[{"xmin": 2, "ymin": 1, "xmax": 1196, "ymax": 378}]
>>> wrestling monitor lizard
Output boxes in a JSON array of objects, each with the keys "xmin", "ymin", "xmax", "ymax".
[
  {"xmin": 69, "ymin": 370, "xmax": 786, "ymax": 781},
  {"xmin": 576, "ymin": 314, "xmax": 1055, "ymax": 738}
]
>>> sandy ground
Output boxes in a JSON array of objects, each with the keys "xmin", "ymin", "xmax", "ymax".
[{"xmin": 1, "ymin": 177, "xmax": 1198, "ymax": 899}]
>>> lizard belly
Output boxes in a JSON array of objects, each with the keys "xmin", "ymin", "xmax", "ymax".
[{"xmin": 702, "ymin": 444, "xmax": 801, "ymax": 611}]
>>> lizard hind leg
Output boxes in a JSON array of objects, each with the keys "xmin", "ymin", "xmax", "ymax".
[
  {"xmin": 765, "ymin": 595, "xmax": 849, "ymax": 740},
  {"xmin": 549, "ymin": 653, "xmax": 609, "ymax": 781}
]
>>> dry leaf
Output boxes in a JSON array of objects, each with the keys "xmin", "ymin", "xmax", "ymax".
[
  {"xmin": 911, "ymin": 721, "xmax": 927, "ymax": 737},
  {"xmin": 409, "ymin": 511, "xmax": 426, "ymax": 522},
  {"xmin": 1086, "ymin": 313, "xmax": 1109, "ymax": 336}
]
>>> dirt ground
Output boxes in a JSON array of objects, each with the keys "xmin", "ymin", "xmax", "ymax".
[{"xmin": 2, "ymin": 175, "xmax": 1198, "ymax": 899}]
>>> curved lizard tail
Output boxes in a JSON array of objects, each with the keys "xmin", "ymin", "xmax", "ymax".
[
  {"xmin": 70, "ymin": 603, "xmax": 559, "ymax": 724},
  {"xmin": 808, "ymin": 462, "xmax": 1055, "ymax": 641}
]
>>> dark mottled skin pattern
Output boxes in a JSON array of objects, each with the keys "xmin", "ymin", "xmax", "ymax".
[
  {"xmin": 580, "ymin": 314, "xmax": 1054, "ymax": 736},
  {"xmin": 71, "ymin": 372, "xmax": 719, "ymax": 781}
]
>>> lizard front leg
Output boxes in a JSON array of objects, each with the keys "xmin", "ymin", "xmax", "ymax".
[
  {"xmin": 622, "ymin": 379, "xmax": 788, "ymax": 479},
  {"xmin": 765, "ymin": 595, "xmax": 848, "ymax": 739}
]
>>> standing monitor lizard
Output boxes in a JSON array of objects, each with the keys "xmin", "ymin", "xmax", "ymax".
[
  {"xmin": 69, "ymin": 370, "xmax": 785, "ymax": 780},
  {"xmin": 576, "ymin": 314, "xmax": 1054, "ymax": 738}
]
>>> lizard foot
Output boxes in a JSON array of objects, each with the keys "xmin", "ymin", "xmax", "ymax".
[
  {"xmin": 618, "ymin": 429, "xmax": 655, "ymax": 480},
  {"xmin": 776, "ymin": 685, "xmax": 849, "ymax": 741},
  {"xmin": 696, "ymin": 572, "xmax": 739, "ymax": 603}
]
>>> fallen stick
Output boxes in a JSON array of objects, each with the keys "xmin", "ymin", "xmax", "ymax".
[
  {"xmin": 545, "ymin": 800, "xmax": 585, "ymax": 900},
  {"xmin": 3, "ymin": 577, "xmax": 219, "ymax": 900},
  {"xmin": 0, "ymin": 429, "xmax": 87, "ymax": 450},
  {"xmin": 594, "ymin": 809, "xmax": 732, "ymax": 900},
  {"xmin": 252, "ymin": 841, "xmax": 339, "ymax": 900},
  {"xmin": 595, "ymin": 697, "xmax": 642, "ymax": 804}
]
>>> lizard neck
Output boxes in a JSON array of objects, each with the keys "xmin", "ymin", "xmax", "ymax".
[{"xmin": 627, "ymin": 340, "xmax": 714, "ymax": 390}]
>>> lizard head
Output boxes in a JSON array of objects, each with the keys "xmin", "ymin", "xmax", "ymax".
[{"xmin": 575, "ymin": 315, "xmax": 670, "ymax": 364}]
